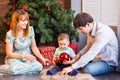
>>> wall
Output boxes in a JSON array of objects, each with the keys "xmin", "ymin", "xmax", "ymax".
[
  {"xmin": 71, "ymin": 0, "xmax": 87, "ymax": 51},
  {"xmin": 82, "ymin": 0, "xmax": 120, "ymax": 26},
  {"xmin": 0, "ymin": 0, "xmax": 9, "ymax": 17},
  {"xmin": 56, "ymin": 0, "xmax": 71, "ymax": 9}
]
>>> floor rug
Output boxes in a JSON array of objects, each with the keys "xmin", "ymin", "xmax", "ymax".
[{"xmin": 40, "ymin": 65, "xmax": 96, "ymax": 80}]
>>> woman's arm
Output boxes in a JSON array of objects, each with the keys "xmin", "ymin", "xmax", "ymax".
[
  {"xmin": 30, "ymin": 38, "xmax": 49, "ymax": 63},
  {"xmin": 6, "ymin": 42, "xmax": 23, "ymax": 59},
  {"xmin": 6, "ymin": 42, "xmax": 36, "ymax": 61}
]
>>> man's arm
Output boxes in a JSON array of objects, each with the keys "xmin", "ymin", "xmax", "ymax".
[{"xmin": 70, "ymin": 53, "xmax": 81, "ymax": 64}]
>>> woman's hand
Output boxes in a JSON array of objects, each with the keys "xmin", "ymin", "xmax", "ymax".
[
  {"xmin": 62, "ymin": 66, "xmax": 73, "ymax": 75},
  {"xmin": 22, "ymin": 54, "xmax": 36, "ymax": 61},
  {"xmin": 42, "ymin": 58, "xmax": 50, "ymax": 66}
]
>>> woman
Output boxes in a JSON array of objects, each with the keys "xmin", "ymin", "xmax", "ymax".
[{"xmin": 0, "ymin": 9, "xmax": 49, "ymax": 75}]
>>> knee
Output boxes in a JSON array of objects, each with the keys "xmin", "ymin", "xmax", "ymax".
[
  {"xmin": 83, "ymin": 65, "xmax": 96, "ymax": 76},
  {"xmin": 83, "ymin": 67, "xmax": 92, "ymax": 74},
  {"xmin": 35, "ymin": 61, "xmax": 43, "ymax": 71},
  {"xmin": 8, "ymin": 68, "xmax": 18, "ymax": 75}
]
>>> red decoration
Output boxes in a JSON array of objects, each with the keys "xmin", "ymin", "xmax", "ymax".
[
  {"xmin": 59, "ymin": 52, "xmax": 70, "ymax": 63},
  {"xmin": 6, "ymin": 21, "xmax": 11, "ymax": 27},
  {"xmin": 54, "ymin": 58, "xmax": 59, "ymax": 64},
  {"xmin": 10, "ymin": 6, "xmax": 15, "ymax": 12},
  {"xmin": 69, "ymin": 43, "xmax": 78, "ymax": 54},
  {"xmin": 29, "ymin": 16, "xmax": 33, "ymax": 20},
  {"xmin": 22, "ymin": 5, "xmax": 28, "ymax": 12},
  {"xmin": 0, "ymin": 23, "xmax": 2, "ymax": 28},
  {"xmin": 60, "ymin": 7, "xmax": 64, "ymax": 11},
  {"xmin": 37, "ymin": 46, "xmax": 55, "ymax": 66},
  {"xmin": 3, "ymin": 40, "xmax": 6, "ymax": 44},
  {"xmin": 47, "ymin": 7, "xmax": 51, "ymax": 12},
  {"xmin": 12, "ymin": 1, "xmax": 17, "ymax": 5}
]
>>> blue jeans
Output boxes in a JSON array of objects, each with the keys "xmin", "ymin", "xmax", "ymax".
[{"xmin": 82, "ymin": 61, "xmax": 116, "ymax": 76}]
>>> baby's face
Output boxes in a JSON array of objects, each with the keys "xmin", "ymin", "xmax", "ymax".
[{"xmin": 58, "ymin": 39, "xmax": 69, "ymax": 50}]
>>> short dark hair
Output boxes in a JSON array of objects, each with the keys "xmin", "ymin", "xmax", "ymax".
[{"xmin": 73, "ymin": 12, "xmax": 93, "ymax": 28}]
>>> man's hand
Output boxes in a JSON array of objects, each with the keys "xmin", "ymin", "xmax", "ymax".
[{"xmin": 61, "ymin": 66, "xmax": 73, "ymax": 75}]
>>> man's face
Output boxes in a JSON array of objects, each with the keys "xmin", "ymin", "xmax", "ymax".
[{"xmin": 77, "ymin": 23, "xmax": 91, "ymax": 34}]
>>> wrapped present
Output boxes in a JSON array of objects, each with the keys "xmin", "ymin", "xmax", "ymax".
[
  {"xmin": 37, "ymin": 43, "xmax": 78, "ymax": 66},
  {"xmin": 69, "ymin": 43, "xmax": 78, "ymax": 54},
  {"xmin": 37, "ymin": 46, "xmax": 55, "ymax": 66}
]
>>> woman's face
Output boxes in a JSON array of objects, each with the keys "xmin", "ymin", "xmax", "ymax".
[{"xmin": 17, "ymin": 16, "xmax": 28, "ymax": 30}]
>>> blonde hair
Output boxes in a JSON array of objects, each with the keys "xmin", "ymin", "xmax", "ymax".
[
  {"xmin": 10, "ymin": 9, "xmax": 30, "ymax": 38},
  {"xmin": 58, "ymin": 33, "xmax": 70, "ymax": 41}
]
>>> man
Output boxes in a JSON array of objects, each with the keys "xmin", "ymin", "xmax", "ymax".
[{"xmin": 62, "ymin": 12, "xmax": 118, "ymax": 76}]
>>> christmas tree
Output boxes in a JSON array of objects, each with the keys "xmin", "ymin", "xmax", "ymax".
[{"xmin": 0, "ymin": 0, "xmax": 79, "ymax": 46}]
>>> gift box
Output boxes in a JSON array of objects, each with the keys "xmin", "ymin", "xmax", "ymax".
[
  {"xmin": 37, "ymin": 46, "xmax": 56, "ymax": 66},
  {"xmin": 69, "ymin": 43, "xmax": 78, "ymax": 54},
  {"xmin": 37, "ymin": 43, "xmax": 78, "ymax": 66}
]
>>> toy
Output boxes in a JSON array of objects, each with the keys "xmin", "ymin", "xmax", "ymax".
[{"xmin": 59, "ymin": 52, "xmax": 70, "ymax": 63}]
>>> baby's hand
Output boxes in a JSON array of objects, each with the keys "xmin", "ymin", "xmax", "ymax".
[
  {"xmin": 54, "ymin": 59, "xmax": 59, "ymax": 64},
  {"xmin": 63, "ymin": 59, "xmax": 71, "ymax": 65}
]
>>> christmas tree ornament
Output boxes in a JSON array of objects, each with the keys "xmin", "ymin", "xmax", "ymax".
[
  {"xmin": 60, "ymin": 7, "xmax": 64, "ymax": 11},
  {"xmin": 59, "ymin": 52, "xmax": 70, "ymax": 63},
  {"xmin": 54, "ymin": 58, "xmax": 59, "ymax": 64},
  {"xmin": 3, "ymin": 40, "xmax": 6, "ymax": 44},
  {"xmin": 22, "ymin": 5, "xmax": 28, "ymax": 12},
  {"xmin": 0, "ymin": 23, "xmax": 2, "ymax": 28},
  {"xmin": 10, "ymin": 6, "xmax": 15, "ymax": 12},
  {"xmin": 6, "ymin": 21, "xmax": 11, "ymax": 27},
  {"xmin": 29, "ymin": 16, "xmax": 33, "ymax": 20},
  {"xmin": 47, "ymin": 7, "xmax": 51, "ymax": 12}
]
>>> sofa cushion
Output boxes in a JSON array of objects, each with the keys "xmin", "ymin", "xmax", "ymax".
[
  {"xmin": 116, "ymin": 63, "xmax": 120, "ymax": 72},
  {"xmin": 116, "ymin": 23, "xmax": 120, "ymax": 72}
]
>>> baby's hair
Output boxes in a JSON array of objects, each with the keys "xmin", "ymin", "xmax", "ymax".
[{"xmin": 58, "ymin": 33, "xmax": 69, "ymax": 41}]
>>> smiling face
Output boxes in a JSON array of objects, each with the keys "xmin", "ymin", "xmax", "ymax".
[
  {"xmin": 77, "ymin": 23, "xmax": 93, "ymax": 34},
  {"xmin": 10, "ymin": 9, "xmax": 30, "ymax": 38},
  {"xmin": 17, "ymin": 15, "xmax": 28, "ymax": 30}
]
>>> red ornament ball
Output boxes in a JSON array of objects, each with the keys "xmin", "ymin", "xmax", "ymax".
[
  {"xmin": 0, "ymin": 22, "xmax": 2, "ymax": 28},
  {"xmin": 22, "ymin": 5, "xmax": 28, "ymax": 12},
  {"xmin": 54, "ymin": 58, "xmax": 59, "ymax": 64},
  {"xmin": 59, "ymin": 52, "xmax": 70, "ymax": 62},
  {"xmin": 6, "ymin": 21, "xmax": 11, "ymax": 27},
  {"xmin": 60, "ymin": 7, "xmax": 64, "ymax": 11},
  {"xmin": 47, "ymin": 7, "xmax": 51, "ymax": 12}
]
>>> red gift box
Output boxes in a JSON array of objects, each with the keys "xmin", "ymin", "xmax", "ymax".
[
  {"xmin": 37, "ymin": 43, "xmax": 78, "ymax": 66},
  {"xmin": 37, "ymin": 46, "xmax": 55, "ymax": 66},
  {"xmin": 69, "ymin": 43, "xmax": 78, "ymax": 54}
]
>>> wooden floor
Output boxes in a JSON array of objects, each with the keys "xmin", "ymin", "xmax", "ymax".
[
  {"xmin": 0, "ymin": 55, "xmax": 120, "ymax": 80},
  {"xmin": 0, "ymin": 71, "xmax": 120, "ymax": 80},
  {"xmin": 94, "ymin": 71, "xmax": 120, "ymax": 80}
]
